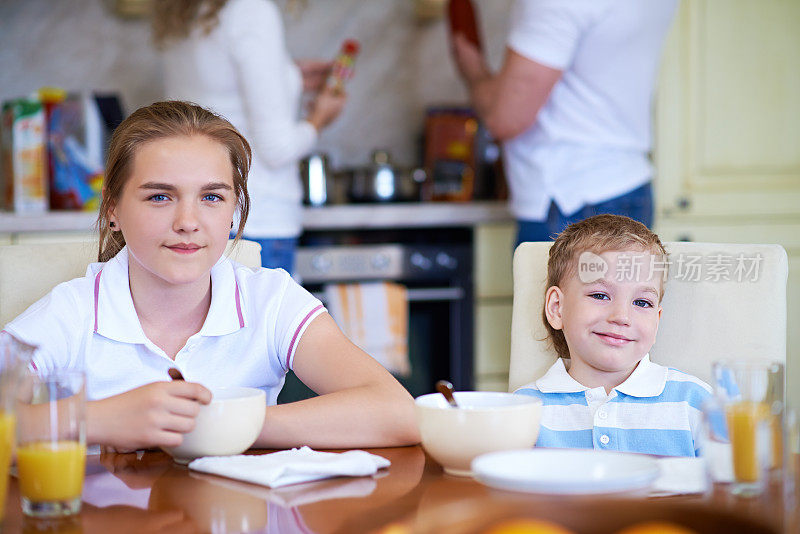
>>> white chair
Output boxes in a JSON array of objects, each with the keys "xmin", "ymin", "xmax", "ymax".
[
  {"xmin": 0, "ymin": 239, "xmax": 262, "ymax": 327},
  {"xmin": 508, "ymin": 241, "xmax": 788, "ymax": 392}
]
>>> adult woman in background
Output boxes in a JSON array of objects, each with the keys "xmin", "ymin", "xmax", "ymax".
[{"xmin": 153, "ymin": 0, "xmax": 346, "ymax": 272}]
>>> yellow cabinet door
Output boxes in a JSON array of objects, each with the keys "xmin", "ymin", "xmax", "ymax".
[{"xmin": 655, "ymin": 0, "xmax": 800, "ymax": 219}]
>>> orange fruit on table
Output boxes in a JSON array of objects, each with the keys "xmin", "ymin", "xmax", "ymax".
[
  {"xmin": 616, "ymin": 521, "xmax": 698, "ymax": 534},
  {"xmin": 483, "ymin": 518, "xmax": 575, "ymax": 534}
]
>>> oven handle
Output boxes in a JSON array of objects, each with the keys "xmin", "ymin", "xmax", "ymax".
[{"xmin": 311, "ymin": 287, "xmax": 464, "ymax": 303}]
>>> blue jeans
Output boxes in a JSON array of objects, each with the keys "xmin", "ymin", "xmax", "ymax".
[
  {"xmin": 516, "ymin": 182, "xmax": 653, "ymax": 246},
  {"xmin": 244, "ymin": 237, "xmax": 298, "ymax": 272}
]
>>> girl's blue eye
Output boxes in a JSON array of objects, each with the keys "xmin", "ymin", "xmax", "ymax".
[
  {"xmin": 589, "ymin": 293, "xmax": 609, "ymax": 301},
  {"xmin": 203, "ymin": 193, "xmax": 224, "ymax": 202},
  {"xmin": 633, "ymin": 299, "xmax": 654, "ymax": 308},
  {"xmin": 148, "ymin": 194, "xmax": 169, "ymax": 202}
]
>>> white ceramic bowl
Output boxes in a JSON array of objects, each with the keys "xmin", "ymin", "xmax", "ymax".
[
  {"xmin": 414, "ymin": 391, "xmax": 542, "ymax": 476},
  {"xmin": 163, "ymin": 387, "xmax": 266, "ymax": 464}
]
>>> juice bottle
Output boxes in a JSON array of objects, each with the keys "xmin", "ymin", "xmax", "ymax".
[
  {"xmin": 17, "ymin": 440, "xmax": 87, "ymax": 501},
  {"xmin": 328, "ymin": 39, "xmax": 360, "ymax": 94},
  {"xmin": 0, "ymin": 411, "xmax": 15, "ymax": 519}
]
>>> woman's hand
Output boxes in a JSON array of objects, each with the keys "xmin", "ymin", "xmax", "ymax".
[
  {"xmin": 307, "ymin": 87, "xmax": 347, "ymax": 132},
  {"xmin": 87, "ymin": 381, "xmax": 212, "ymax": 451},
  {"xmin": 297, "ymin": 59, "xmax": 333, "ymax": 92}
]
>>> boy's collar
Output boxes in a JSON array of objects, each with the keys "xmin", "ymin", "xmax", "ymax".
[
  {"xmin": 535, "ymin": 358, "xmax": 587, "ymax": 393},
  {"xmin": 535, "ymin": 354, "xmax": 668, "ymax": 397},
  {"xmin": 614, "ymin": 354, "xmax": 668, "ymax": 397}
]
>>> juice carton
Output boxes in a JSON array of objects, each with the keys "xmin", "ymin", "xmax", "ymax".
[{"xmin": 0, "ymin": 98, "xmax": 48, "ymax": 213}]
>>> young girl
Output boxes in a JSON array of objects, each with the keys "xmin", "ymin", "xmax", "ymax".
[
  {"xmin": 154, "ymin": 0, "xmax": 346, "ymax": 273},
  {"xmin": 4, "ymin": 101, "xmax": 419, "ymax": 451}
]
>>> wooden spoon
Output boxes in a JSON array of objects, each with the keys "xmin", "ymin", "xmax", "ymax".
[{"xmin": 436, "ymin": 380, "xmax": 459, "ymax": 408}]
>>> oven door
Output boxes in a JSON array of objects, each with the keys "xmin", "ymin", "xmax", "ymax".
[{"xmin": 278, "ymin": 244, "xmax": 473, "ymax": 403}]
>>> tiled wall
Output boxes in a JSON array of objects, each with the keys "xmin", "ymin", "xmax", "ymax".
[{"xmin": 0, "ymin": 0, "xmax": 513, "ymax": 168}]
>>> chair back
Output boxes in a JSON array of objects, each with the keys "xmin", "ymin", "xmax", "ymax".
[
  {"xmin": 0, "ymin": 239, "xmax": 261, "ymax": 327},
  {"xmin": 508, "ymin": 241, "xmax": 788, "ymax": 391}
]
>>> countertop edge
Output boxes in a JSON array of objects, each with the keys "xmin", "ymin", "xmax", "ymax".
[{"xmin": 0, "ymin": 201, "xmax": 513, "ymax": 233}]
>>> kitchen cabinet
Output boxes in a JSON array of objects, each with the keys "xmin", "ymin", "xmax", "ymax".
[
  {"xmin": 654, "ymin": 0, "xmax": 800, "ymax": 412},
  {"xmin": 655, "ymin": 0, "xmax": 800, "ymax": 220}
]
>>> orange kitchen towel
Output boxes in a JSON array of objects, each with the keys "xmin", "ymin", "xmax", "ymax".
[{"xmin": 323, "ymin": 282, "xmax": 410, "ymax": 376}]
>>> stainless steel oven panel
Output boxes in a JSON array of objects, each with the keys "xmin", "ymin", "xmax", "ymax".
[
  {"xmin": 311, "ymin": 286, "xmax": 464, "ymax": 303},
  {"xmin": 296, "ymin": 245, "xmax": 405, "ymax": 283}
]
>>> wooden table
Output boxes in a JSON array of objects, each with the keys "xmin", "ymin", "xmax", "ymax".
[{"xmin": 2, "ymin": 447, "xmax": 797, "ymax": 533}]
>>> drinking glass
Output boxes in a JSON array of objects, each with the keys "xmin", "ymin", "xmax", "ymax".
[
  {"xmin": 710, "ymin": 359, "xmax": 784, "ymax": 496},
  {"xmin": 0, "ymin": 332, "xmax": 36, "ymax": 522},
  {"xmin": 17, "ymin": 370, "xmax": 87, "ymax": 518},
  {"xmin": 700, "ymin": 395, "xmax": 734, "ymax": 484},
  {"xmin": 785, "ymin": 408, "xmax": 799, "ymax": 501}
]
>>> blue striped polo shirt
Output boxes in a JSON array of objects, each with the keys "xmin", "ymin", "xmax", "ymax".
[{"xmin": 515, "ymin": 355, "xmax": 712, "ymax": 457}]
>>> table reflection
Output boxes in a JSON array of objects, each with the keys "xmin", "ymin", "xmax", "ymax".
[
  {"xmin": 2, "ymin": 446, "xmax": 794, "ymax": 534},
  {"xmin": 84, "ymin": 446, "xmax": 425, "ymax": 534}
]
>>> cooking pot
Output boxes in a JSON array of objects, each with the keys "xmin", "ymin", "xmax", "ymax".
[
  {"xmin": 348, "ymin": 150, "xmax": 426, "ymax": 203},
  {"xmin": 301, "ymin": 153, "xmax": 333, "ymax": 206}
]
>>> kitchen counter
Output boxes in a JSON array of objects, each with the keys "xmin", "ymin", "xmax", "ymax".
[
  {"xmin": 0, "ymin": 201, "xmax": 513, "ymax": 234},
  {"xmin": 301, "ymin": 201, "xmax": 511, "ymax": 230}
]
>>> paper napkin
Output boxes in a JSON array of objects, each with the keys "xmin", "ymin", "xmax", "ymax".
[
  {"xmin": 188, "ymin": 446, "xmax": 391, "ymax": 488},
  {"xmin": 650, "ymin": 457, "xmax": 710, "ymax": 496}
]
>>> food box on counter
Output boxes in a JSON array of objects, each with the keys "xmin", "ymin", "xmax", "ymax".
[
  {"xmin": 0, "ymin": 98, "xmax": 48, "ymax": 213},
  {"xmin": 46, "ymin": 94, "xmax": 104, "ymax": 211}
]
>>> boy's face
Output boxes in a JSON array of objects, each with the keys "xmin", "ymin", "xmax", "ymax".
[{"xmin": 545, "ymin": 250, "xmax": 663, "ymax": 385}]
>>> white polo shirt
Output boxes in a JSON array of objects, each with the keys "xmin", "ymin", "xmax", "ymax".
[
  {"xmin": 515, "ymin": 355, "xmax": 712, "ymax": 457},
  {"xmin": 4, "ymin": 247, "xmax": 325, "ymax": 404},
  {"xmin": 503, "ymin": 0, "xmax": 678, "ymax": 220}
]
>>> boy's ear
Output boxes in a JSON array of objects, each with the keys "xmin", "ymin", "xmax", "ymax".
[
  {"xmin": 544, "ymin": 286, "xmax": 564, "ymax": 330},
  {"xmin": 654, "ymin": 304, "xmax": 663, "ymax": 334}
]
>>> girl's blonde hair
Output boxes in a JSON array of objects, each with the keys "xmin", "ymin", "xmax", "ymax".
[
  {"xmin": 151, "ymin": 0, "xmax": 227, "ymax": 48},
  {"xmin": 97, "ymin": 100, "xmax": 251, "ymax": 262},
  {"xmin": 544, "ymin": 214, "xmax": 667, "ymax": 360}
]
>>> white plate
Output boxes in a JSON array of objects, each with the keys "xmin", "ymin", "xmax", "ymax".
[{"xmin": 471, "ymin": 449, "xmax": 660, "ymax": 495}]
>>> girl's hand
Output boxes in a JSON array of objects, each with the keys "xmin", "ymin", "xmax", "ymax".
[
  {"xmin": 297, "ymin": 59, "xmax": 333, "ymax": 92},
  {"xmin": 307, "ymin": 87, "xmax": 347, "ymax": 132},
  {"xmin": 87, "ymin": 381, "xmax": 212, "ymax": 451}
]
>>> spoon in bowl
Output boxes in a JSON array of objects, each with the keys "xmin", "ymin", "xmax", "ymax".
[
  {"xmin": 435, "ymin": 380, "xmax": 459, "ymax": 408},
  {"xmin": 168, "ymin": 368, "xmax": 184, "ymax": 381}
]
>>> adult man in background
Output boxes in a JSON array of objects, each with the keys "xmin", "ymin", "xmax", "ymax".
[{"xmin": 451, "ymin": 0, "xmax": 679, "ymax": 243}]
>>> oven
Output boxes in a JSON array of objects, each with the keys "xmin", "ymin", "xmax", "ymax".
[{"xmin": 276, "ymin": 228, "xmax": 474, "ymax": 403}]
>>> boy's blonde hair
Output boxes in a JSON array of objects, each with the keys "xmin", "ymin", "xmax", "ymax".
[{"xmin": 543, "ymin": 214, "xmax": 667, "ymax": 360}]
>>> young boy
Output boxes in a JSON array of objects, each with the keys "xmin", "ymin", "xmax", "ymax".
[{"xmin": 515, "ymin": 214, "xmax": 712, "ymax": 457}]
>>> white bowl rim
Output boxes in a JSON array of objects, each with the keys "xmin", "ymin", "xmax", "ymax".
[
  {"xmin": 208, "ymin": 386, "xmax": 266, "ymax": 402},
  {"xmin": 415, "ymin": 391, "xmax": 542, "ymax": 411}
]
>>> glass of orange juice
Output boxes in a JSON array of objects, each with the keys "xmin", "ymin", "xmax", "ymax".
[
  {"xmin": 710, "ymin": 359, "xmax": 784, "ymax": 496},
  {"xmin": 17, "ymin": 370, "xmax": 86, "ymax": 518},
  {"xmin": 0, "ymin": 332, "xmax": 36, "ymax": 522}
]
